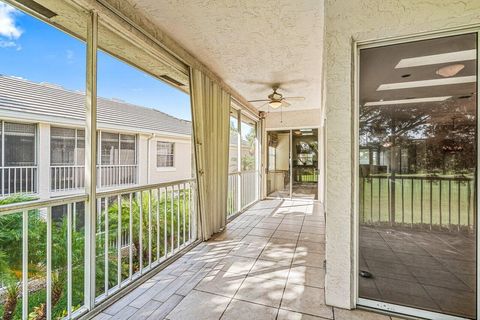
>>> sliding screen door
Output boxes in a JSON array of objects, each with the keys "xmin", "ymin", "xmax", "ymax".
[{"xmin": 358, "ymin": 33, "xmax": 477, "ymax": 319}]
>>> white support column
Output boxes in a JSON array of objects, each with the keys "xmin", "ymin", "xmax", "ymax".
[
  {"xmin": 85, "ymin": 10, "xmax": 98, "ymax": 310},
  {"xmin": 261, "ymin": 116, "xmax": 267, "ymax": 199},
  {"xmin": 255, "ymin": 120, "xmax": 260, "ymax": 202},
  {"xmin": 236, "ymin": 110, "xmax": 242, "ymax": 212},
  {"xmin": 37, "ymin": 123, "xmax": 50, "ymax": 199},
  {"xmin": 138, "ymin": 133, "xmax": 149, "ymax": 185},
  {"xmin": 318, "ymin": 122, "xmax": 325, "ymax": 204}
]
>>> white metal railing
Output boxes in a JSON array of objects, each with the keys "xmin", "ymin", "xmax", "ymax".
[
  {"xmin": 94, "ymin": 178, "xmax": 196, "ymax": 303},
  {"xmin": 50, "ymin": 165, "xmax": 85, "ymax": 192},
  {"xmin": 241, "ymin": 170, "xmax": 257, "ymax": 209},
  {"xmin": 50, "ymin": 164, "xmax": 138, "ymax": 192},
  {"xmin": 227, "ymin": 172, "xmax": 240, "ymax": 217},
  {"xmin": 0, "ymin": 178, "xmax": 197, "ymax": 320},
  {"xmin": 0, "ymin": 194, "xmax": 89, "ymax": 320},
  {"xmin": 1, "ymin": 166, "xmax": 37, "ymax": 197},
  {"xmin": 227, "ymin": 170, "xmax": 258, "ymax": 218},
  {"xmin": 97, "ymin": 164, "xmax": 137, "ymax": 189}
]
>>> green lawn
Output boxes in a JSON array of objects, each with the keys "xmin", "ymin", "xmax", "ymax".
[{"xmin": 360, "ymin": 176, "xmax": 475, "ymax": 228}]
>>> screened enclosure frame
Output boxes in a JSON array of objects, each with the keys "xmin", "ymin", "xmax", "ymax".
[
  {"xmin": 227, "ymin": 104, "xmax": 261, "ymax": 219},
  {"xmin": 0, "ymin": 1, "xmax": 200, "ymax": 319},
  {"xmin": 352, "ymin": 25, "xmax": 480, "ymax": 320}
]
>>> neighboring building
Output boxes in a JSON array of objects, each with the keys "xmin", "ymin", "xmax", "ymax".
[{"xmin": 0, "ymin": 75, "xmax": 192, "ymax": 199}]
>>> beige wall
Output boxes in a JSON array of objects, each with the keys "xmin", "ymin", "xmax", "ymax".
[
  {"xmin": 275, "ymin": 133, "xmax": 290, "ymax": 171},
  {"xmin": 325, "ymin": 0, "xmax": 480, "ymax": 309},
  {"xmin": 144, "ymin": 134, "xmax": 193, "ymax": 184},
  {"xmin": 265, "ymin": 109, "xmax": 321, "ymax": 129}
]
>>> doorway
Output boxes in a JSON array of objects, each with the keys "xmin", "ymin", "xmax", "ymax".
[
  {"xmin": 267, "ymin": 129, "xmax": 318, "ymax": 199},
  {"xmin": 357, "ymin": 33, "xmax": 477, "ymax": 319}
]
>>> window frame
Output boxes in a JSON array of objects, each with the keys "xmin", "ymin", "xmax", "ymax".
[
  {"xmin": 1, "ymin": 120, "xmax": 37, "ymax": 167},
  {"xmin": 97, "ymin": 130, "xmax": 137, "ymax": 166},
  {"xmin": 156, "ymin": 140, "xmax": 175, "ymax": 169},
  {"xmin": 50, "ymin": 126, "xmax": 86, "ymax": 166}
]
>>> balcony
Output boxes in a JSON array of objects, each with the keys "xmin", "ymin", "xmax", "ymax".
[{"xmin": 50, "ymin": 164, "xmax": 138, "ymax": 193}]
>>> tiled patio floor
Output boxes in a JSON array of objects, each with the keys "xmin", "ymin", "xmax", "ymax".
[
  {"xmin": 93, "ymin": 200, "xmax": 399, "ymax": 320},
  {"xmin": 360, "ymin": 225, "xmax": 476, "ymax": 319}
]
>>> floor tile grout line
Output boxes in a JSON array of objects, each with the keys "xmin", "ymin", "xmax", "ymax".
[
  {"xmin": 375, "ymin": 229, "xmax": 443, "ymax": 311},
  {"xmin": 157, "ymin": 200, "xmax": 327, "ymax": 320},
  {"xmin": 219, "ymin": 199, "xmax": 287, "ymax": 319},
  {"xmin": 276, "ymin": 205, "xmax": 310, "ymax": 320}
]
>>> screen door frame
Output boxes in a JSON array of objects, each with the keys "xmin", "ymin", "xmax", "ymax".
[{"xmin": 353, "ymin": 27, "xmax": 480, "ymax": 320}]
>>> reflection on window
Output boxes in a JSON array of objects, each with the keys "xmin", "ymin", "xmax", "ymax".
[
  {"xmin": 358, "ymin": 33, "xmax": 477, "ymax": 318},
  {"xmin": 359, "ymin": 149, "xmax": 369, "ymax": 165}
]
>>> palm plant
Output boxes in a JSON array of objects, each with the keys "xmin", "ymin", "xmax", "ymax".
[{"xmin": 3, "ymin": 283, "xmax": 19, "ymax": 320}]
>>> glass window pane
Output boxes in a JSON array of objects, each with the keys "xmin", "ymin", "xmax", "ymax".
[
  {"xmin": 240, "ymin": 118, "xmax": 256, "ymax": 171},
  {"xmin": 0, "ymin": 1, "xmax": 88, "ymax": 319},
  {"xmin": 241, "ymin": 119, "xmax": 257, "ymax": 171},
  {"xmin": 157, "ymin": 141, "xmax": 174, "ymax": 167},
  {"xmin": 229, "ymin": 111, "xmax": 239, "ymax": 172},
  {"xmin": 358, "ymin": 33, "xmax": 477, "ymax": 318}
]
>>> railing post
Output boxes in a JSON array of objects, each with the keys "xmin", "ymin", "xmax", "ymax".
[
  {"xmin": 1, "ymin": 121, "xmax": 4, "ymax": 197},
  {"xmin": 37, "ymin": 123, "xmax": 50, "ymax": 199},
  {"xmin": 236, "ymin": 109, "xmax": 242, "ymax": 214},
  {"xmin": 85, "ymin": 10, "xmax": 98, "ymax": 311}
]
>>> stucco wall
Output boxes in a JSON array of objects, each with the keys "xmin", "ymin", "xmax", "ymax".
[
  {"xmin": 325, "ymin": 0, "xmax": 480, "ymax": 309},
  {"xmin": 144, "ymin": 134, "xmax": 193, "ymax": 184},
  {"xmin": 265, "ymin": 109, "xmax": 321, "ymax": 129}
]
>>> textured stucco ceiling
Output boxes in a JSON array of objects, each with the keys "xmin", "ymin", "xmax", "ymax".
[{"xmin": 126, "ymin": 0, "xmax": 324, "ymax": 112}]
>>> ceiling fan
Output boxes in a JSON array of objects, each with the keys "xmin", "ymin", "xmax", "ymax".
[{"xmin": 248, "ymin": 86, "xmax": 305, "ymax": 110}]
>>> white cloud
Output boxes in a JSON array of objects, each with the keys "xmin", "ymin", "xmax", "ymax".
[
  {"xmin": 0, "ymin": 3, "xmax": 23, "ymax": 40},
  {"xmin": 66, "ymin": 49, "xmax": 74, "ymax": 63},
  {"xmin": 0, "ymin": 40, "xmax": 16, "ymax": 47},
  {"xmin": 0, "ymin": 39, "xmax": 21, "ymax": 50}
]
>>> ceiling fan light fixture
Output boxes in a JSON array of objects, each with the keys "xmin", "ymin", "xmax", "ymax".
[
  {"xmin": 436, "ymin": 64, "xmax": 465, "ymax": 77},
  {"xmin": 269, "ymin": 100, "xmax": 283, "ymax": 109}
]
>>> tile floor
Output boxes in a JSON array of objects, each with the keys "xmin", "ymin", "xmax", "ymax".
[
  {"xmin": 93, "ymin": 199, "xmax": 400, "ymax": 320},
  {"xmin": 359, "ymin": 226, "xmax": 476, "ymax": 319}
]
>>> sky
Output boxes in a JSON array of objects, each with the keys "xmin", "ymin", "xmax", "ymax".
[{"xmin": 0, "ymin": 2, "xmax": 192, "ymax": 121}]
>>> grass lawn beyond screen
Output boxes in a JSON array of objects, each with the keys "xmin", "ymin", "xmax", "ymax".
[{"xmin": 360, "ymin": 175, "xmax": 475, "ymax": 228}]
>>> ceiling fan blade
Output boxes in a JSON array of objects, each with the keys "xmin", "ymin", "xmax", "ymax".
[
  {"xmin": 282, "ymin": 101, "xmax": 291, "ymax": 108},
  {"xmin": 248, "ymin": 99, "xmax": 271, "ymax": 103},
  {"xmin": 283, "ymin": 96, "xmax": 305, "ymax": 101},
  {"xmin": 257, "ymin": 102, "xmax": 271, "ymax": 110}
]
